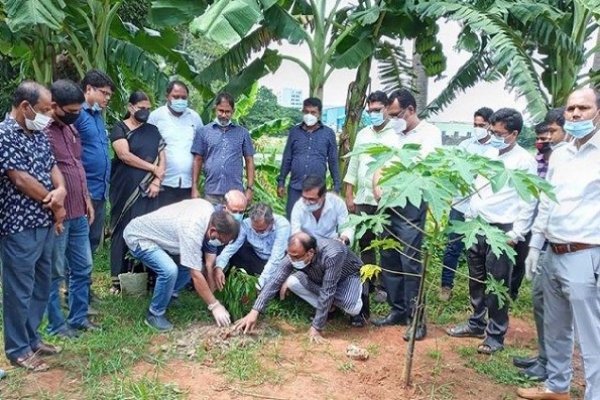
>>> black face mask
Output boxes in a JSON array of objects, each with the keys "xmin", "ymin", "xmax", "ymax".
[
  {"xmin": 134, "ymin": 108, "xmax": 150, "ymax": 123},
  {"xmin": 536, "ymin": 141, "xmax": 552, "ymax": 154},
  {"xmin": 58, "ymin": 109, "xmax": 80, "ymax": 125}
]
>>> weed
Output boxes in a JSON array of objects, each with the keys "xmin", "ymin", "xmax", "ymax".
[
  {"xmin": 366, "ymin": 343, "xmax": 380, "ymax": 357},
  {"xmin": 427, "ymin": 349, "xmax": 443, "ymax": 361},
  {"xmin": 337, "ymin": 361, "xmax": 355, "ymax": 373}
]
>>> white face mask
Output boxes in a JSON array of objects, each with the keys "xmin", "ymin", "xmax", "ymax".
[
  {"xmin": 25, "ymin": 105, "xmax": 52, "ymax": 131},
  {"xmin": 303, "ymin": 114, "xmax": 318, "ymax": 127},
  {"xmin": 390, "ymin": 117, "xmax": 407, "ymax": 134},
  {"xmin": 304, "ymin": 200, "xmax": 323, "ymax": 213},
  {"xmin": 207, "ymin": 235, "xmax": 224, "ymax": 247},
  {"xmin": 472, "ymin": 127, "xmax": 489, "ymax": 140}
]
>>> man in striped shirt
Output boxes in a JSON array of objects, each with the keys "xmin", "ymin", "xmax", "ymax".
[{"xmin": 234, "ymin": 232, "xmax": 368, "ymax": 341}]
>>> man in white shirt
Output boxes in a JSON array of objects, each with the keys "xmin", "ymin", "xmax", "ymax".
[
  {"xmin": 124, "ymin": 200, "xmax": 239, "ymax": 332},
  {"xmin": 371, "ymin": 89, "xmax": 442, "ymax": 342},
  {"xmin": 215, "ymin": 203, "xmax": 290, "ymax": 290},
  {"xmin": 446, "ymin": 108, "xmax": 537, "ymax": 355},
  {"xmin": 517, "ymin": 88, "xmax": 600, "ymax": 400},
  {"xmin": 148, "ymin": 80, "xmax": 203, "ymax": 207},
  {"xmin": 291, "ymin": 175, "xmax": 354, "ymax": 245},
  {"xmin": 440, "ymin": 107, "xmax": 496, "ymax": 301}
]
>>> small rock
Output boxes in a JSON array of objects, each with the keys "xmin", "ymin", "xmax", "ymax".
[
  {"xmin": 160, "ymin": 345, "xmax": 169, "ymax": 352},
  {"xmin": 176, "ymin": 339, "xmax": 188, "ymax": 348},
  {"xmin": 346, "ymin": 344, "xmax": 369, "ymax": 361}
]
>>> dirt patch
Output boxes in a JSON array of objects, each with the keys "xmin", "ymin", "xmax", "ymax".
[
  {"xmin": 0, "ymin": 367, "xmax": 81, "ymax": 399},
  {"xmin": 135, "ymin": 318, "xmax": 582, "ymax": 400}
]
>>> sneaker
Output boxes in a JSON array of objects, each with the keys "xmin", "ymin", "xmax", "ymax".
[
  {"xmin": 145, "ymin": 313, "xmax": 173, "ymax": 332},
  {"xmin": 439, "ymin": 287, "xmax": 452, "ymax": 302}
]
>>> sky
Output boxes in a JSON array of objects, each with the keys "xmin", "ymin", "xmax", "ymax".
[{"xmin": 260, "ymin": 20, "xmax": 531, "ymax": 123}]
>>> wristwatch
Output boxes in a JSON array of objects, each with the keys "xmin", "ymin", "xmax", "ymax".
[{"xmin": 247, "ymin": 186, "xmax": 254, "ymax": 191}]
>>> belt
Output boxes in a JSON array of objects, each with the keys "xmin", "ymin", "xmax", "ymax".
[{"xmin": 549, "ymin": 243, "xmax": 598, "ymax": 254}]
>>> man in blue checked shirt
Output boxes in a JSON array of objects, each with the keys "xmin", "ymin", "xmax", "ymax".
[
  {"xmin": 214, "ymin": 203, "xmax": 290, "ymax": 291},
  {"xmin": 277, "ymin": 97, "xmax": 341, "ymax": 219}
]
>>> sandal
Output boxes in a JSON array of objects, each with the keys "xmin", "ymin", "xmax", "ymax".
[
  {"xmin": 10, "ymin": 352, "xmax": 49, "ymax": 372},
  {"xmin": 477, "ymin": 339, "xmax": 504, "ymax": 355},
  {"xmin": 446, "ymin": 322, "xmax": 485, "ymax": 338},
  {"xmin": 110, "ymin": 278, "xmax": 121, "ymax": 295}
]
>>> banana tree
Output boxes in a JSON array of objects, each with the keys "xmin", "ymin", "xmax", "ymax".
[{"xmin": 417, "ymin": 0, "xmax": 599, "ymax": 120}]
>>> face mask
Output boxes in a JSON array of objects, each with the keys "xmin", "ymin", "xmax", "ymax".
[
  {"xmin": 472, "ymin": 127, "xmax": 489, "ymax": 140},
  {"xmin": 134, "ymin": 108, "xmax": 150, "ymax": 123},
  {"xmin": 489, "ymin": 135, "xmax": 509, "ymax": 150},
  {"xmin": 208, "ymin": 237, "xmax": 223, "ymax": 247},
  {"xmin": 390, "ymin": 117, "xmax": 407, "ymax": 134},
  {"xmin": 304, "ymin": 200, "xmax": 323, "ymax": 213},
  {"xmin": 91, "ymin": 102, "xmax": 102, "ymax": 112},
  {"xmin": 564, "ymin": 114, "xmax": 598, "ymax": 139},
  {"xmin": 535, "ymin": 141, "xmax": 552, "ymax": 154},
  {"xmin": 57, "ymin": 109, "xmax": 80, "ymax": 125},
  {"xmin": 231, "ymin": 213, "xmax": 244, "ymax": 222},
  {"xmin": 215, "ymin": 117, "xmax": 231, "ymax": 127},
  {"xmin": 169, "ymin": 99, "xmax": 188, "ymax": 113},
  {"xmin": 255, "ymin": 229, "xmax": 271, "ymax": 239},
  {"xmin": 369, "ymin": 111, "xmax": 385, "ymax": 127},
  {"xmin": 26, "ymin": 106, "xmax": 52, "ymax": 131},
  {"xmin": 303, "ymin": 114, "xmax": 318, "ymax": 127}
]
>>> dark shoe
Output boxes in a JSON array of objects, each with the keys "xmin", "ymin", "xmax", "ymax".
[
  {"xmin": 371, "ymin": 312, "xmax": 407, "ymax": 327},
  {"xmin": 477, "ymin": 338, "xmax": 504, "ymax": 355},
  {"xmin": 446, "ymin": 322, "xmax": 485, "ymax": 338},
  {"xmin": 513, "ymin": 355, "xmax": 538, "ymax": 369},
  {"xmin": 32, "ymin": 342, "xmax": 62, "ymax": 356},
  {"xmin": 72, "ymin": 321, "xmax": 102, "ymax": 332},
  {"xmin": 350, "ymin": 313, "xmax": 368, "ymax": 328},
  {"xmin": 519, "ymin": 362, "xmax": 547, "ymax": 382},
  {"xmin": 87, "ymin": 305, "xmax": 100, "ymax": 317},
  {"xmin": 89, "ymin": 290, "xmax": 103, "ymax": 305},
  {"xmin": 439, "ymin": 287, "xmax": 452, "ymax": 302},
  {"xmin": 54, "ymin": 327, "xmax": 81, "ymax": 339},
  {"xmin": 169, "ymin": 296, "xmax": 183, "ymax": 308},
  {"xmin": 403, "ymin": 321, "xmax": 427, "ymax": 342},
  {"xmin": 145, "ymin": 312, "xmax": 173, "ymax": 332},
  {"xmin": 10, "ymin": 352, "xmax": 49, "ymax": 372}
]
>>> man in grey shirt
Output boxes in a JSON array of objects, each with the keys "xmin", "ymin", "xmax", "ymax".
[
  {"xmin": 234, "ymin": 232, "xmax": 370, "ymax": 341},
  {"xmin": 192, "ymin": 92, "xmax": 255, "ymax": 205}
]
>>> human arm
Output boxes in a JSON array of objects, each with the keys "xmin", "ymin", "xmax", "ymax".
[
  {"xmin": 112, "ymin": 139, "xmax": 161, "ymax": 177},
  {"xmin": 204, "ymin": 252, "xmax": 217, "ymax": 291},
  {"xmin": 190, "ymin": 127, "xmax": 206, "ymax": 199},
  {"xmin": 327, "ymin": 130, "xmax": 341, "ymax": 192},
  {"xmin": 372, "ymin": 169, "xmax": 383, "ymax": 202},
  {"xmin": 244, "ymin": 155, "xmax": 255, "ymax": 203},
  {"xmin": 336, "ymin": 197, "xmax": 354, "ymax": 244},
  {"xmin": 215, "ymin": 223, "xmax": 247, "ymax": 270},
  {"xmin": 508, "ymin": 159, "xmax": 539, "ymax": 243},
  {"xmin": 290, "ymin": 202, "xmax": 303, "ymax": 234},
  {"xmin": 257, "ymin": 219, "xmax": 291, "ymax": 290},
  {"xmin": 147, "ymin": 150, "xmax": 166, "ymax": 198},
  {"xmin": 277, "ymin": 130, "xmax": 294, "ymax": 192},
  {"xmin": 190, "ymin": 268, "xmax": 230, "ymax": 327}
]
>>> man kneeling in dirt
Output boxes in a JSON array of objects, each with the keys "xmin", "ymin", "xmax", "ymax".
[
  {"xmin": 124, "ymin": 199, "xmax": 240, "ymax": 332},
  {"xmin": 234, "ymin": 232, "xmax": 370, "ymax": 342}
]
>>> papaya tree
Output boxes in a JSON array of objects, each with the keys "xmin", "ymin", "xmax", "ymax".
[{"xmin": 345, "ymin": 143, "xmax": 555, "ymax": 386}]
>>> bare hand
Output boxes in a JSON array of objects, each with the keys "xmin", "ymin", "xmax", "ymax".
[
  {"xmin": 53, "ymin": 206, "xmax": 66, "ymax": 226},
  {"xmin": 373, "ymin": 185, "xmax": 383, "ymax": 203},
  {"xmin": 277, "ymin": 186, "xmax": 286, "ymax": 199},
  {"xmin": 154, "ymin": 166, "xmax": 165, "ymax": 181},
  {"xmin": 55, "ymin": 222, "xmax": 64, "ymax": 235},
  {"xmin": 345, "ymin": 195, "xmax": 355, "ymax": 213},
  {"xmin": 147, "ymin": 182, "xmax": 160, "ymax": 198},
  {"xmin": 85, "ymin": 198, "xmax": 95, "ymax": 226},
  {"xmin": 214, "ymin": 268, "xmax": 226, "ymax": 291},
  {"xmin": 506, "ymin": 240, "xmax": 516, "ymax": 248},
  {"xmin": 234, "ymin": 311, "xmax": 258, "ymax": 334},
  {"xmin": 191, "ymin": 187, "xmax": 200, "ymax": 199},
  {"xmin": 245, "ymin": 188, "xmax": 254, "ymax": 204},
  {"xmin": 43, "ymin": 187, "xmax": 67, "ymax": 209},
  {"xmin": 308, "ymin": 327, "xmax": 326, "ymax": 344},
  {"xmin": 279, "ymin": 281, "xmax": 289, "ymax": 300}
]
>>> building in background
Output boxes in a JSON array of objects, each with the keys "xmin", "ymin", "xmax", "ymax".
[
  {"xmin": 434, "ymin": 121, "xmax": 473, "ymax": 145},
  {"xmin": 277, "ymin": 88, "xmax": 303, "ymax": 109}
]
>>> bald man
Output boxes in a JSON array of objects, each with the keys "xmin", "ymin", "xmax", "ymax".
[
  {"xmin": 234, "ymin": 233, "xmax": 369, "ymax": 342},
  {"xmin": 0, "ymin": 81, "xmax": 67, "ymax": 371},
  {"xmin": 518, "ymin": 88, "xmax": 600, "ymax": 400}
]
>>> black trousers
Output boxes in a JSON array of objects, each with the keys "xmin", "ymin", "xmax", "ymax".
[
  {"xmin": 510, "ymin": 232, "xmax": 531, "ymax": 300},
  {"xmin": 467, "ymin": 223, "xmax": 513, "ymax": 344},
  {"xmin": 159, "ymin": 186, "xmax": 191, "ymax": 208},
  {"xmin": 227, "ymin": 241, "xmax": 267, "ymax": 276},
  {"xmin": 354, "ymin": 204, "xmax": 378, "ymax": 266},
  {"xmin": 379, "ymin": 203, "xmax": 427, "ymax": 319}
]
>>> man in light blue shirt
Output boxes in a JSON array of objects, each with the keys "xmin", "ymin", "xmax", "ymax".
[
  {"xmin": 148, "ymin": 80, "xmax": 203, "ymax": 207},
  {"xmin": 215, "ymin": 203, "xmax": 290, "ymax": 290}
]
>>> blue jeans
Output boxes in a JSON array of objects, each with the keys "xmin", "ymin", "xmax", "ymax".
[
  {"xmin": 129, "ymin": 245, "xmax": 191, "ymax": 317},
  {"xmin": 0, "ymin": 227, "xmax": 54, "ymax": 360},
  {"xmin": 441, "ymin": 208, "xmax": 465, "ymax": 289},
  {"xmin": 46, "ymin": 217, "xmax": 93, "ymax": 333}
]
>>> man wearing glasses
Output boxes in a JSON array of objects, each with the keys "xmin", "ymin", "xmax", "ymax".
[{"xmin": 446, "ymin": 108, "xmax": 537, "ymax": 355}]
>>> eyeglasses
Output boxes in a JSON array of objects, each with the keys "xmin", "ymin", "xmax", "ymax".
[{"xmin": 95, "ymin": 87, "xmax": 113, "ymax": 99}]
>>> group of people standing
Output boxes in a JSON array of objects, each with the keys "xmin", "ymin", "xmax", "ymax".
[{"xmin": 0, "ymin": 70, "xmax": 598, "ymax": 400}]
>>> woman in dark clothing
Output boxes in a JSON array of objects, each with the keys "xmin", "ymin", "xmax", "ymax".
[{"xmin": 109, "ymin": 91, "xmax": 166, "ymax": 294}]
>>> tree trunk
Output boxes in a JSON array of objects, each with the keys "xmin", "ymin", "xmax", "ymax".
[
  {"xmin": 412, "ymin": 49, "xmax": 428, "ymax": 114},
  {"xmin": 338, "ymin": 56, "xmax": 372, "ymax": 178}
]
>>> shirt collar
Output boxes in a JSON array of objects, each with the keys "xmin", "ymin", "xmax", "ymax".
[
  {"xmin": 210, "ymin": 121, "xmax": 237, "ymax": 130},
  {"xmin": 301, "ymin": 122, "xmax": 323, "ymax": 132}
]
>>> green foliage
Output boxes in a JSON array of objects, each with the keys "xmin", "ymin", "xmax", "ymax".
[
  {"xmin": 241, "ymin": 86, "xmax": 302, "ymax": 132},
  {"xmin": 448, "ymin": 218, "xmax": 516, "ymax": 261},
  {"xmin": 118, "ymin": 0, "xmax": 150, "ymax": 27},
  {"xmin": 214, "ymin": 267, "xmax": 258, "ymax": 321},
  {"xmin": 485, "ymin": 275, "xmax": 512, "ymax": 309},
  {"xmin": 1, "ymin": 0, "xmax": 66, "ymax": 31}
]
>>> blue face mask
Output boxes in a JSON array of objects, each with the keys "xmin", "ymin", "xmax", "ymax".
[
  {"xmin": 231, "ymin": 213, "xmax": 244, "ymax": 222},
  {"xmin": 564, "ymin": 114, "xmax": 598, "ymax": 139},
  {"xmin": 170, "ymin": 99, "xmax": 188, "ymax": 113},
  {"xmin": 369, "ymin": 111, "xmax": 385, "ymax": 127},
  {"xmin": 208, "ymin": 237, "xmax": 223, "ymax": 247},
  {"xmin": 489, "ymin": 135, "xmax": 509, "ymax": 150},
  {"xmin": 91, "ymin": 102, "xmax": 102, "ymax": 112}
]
